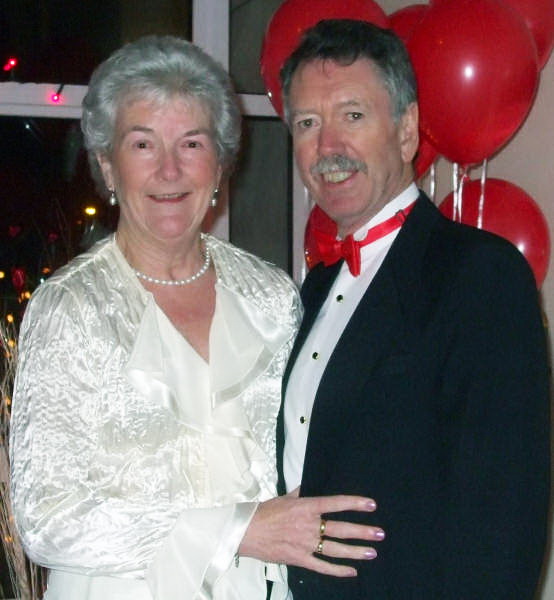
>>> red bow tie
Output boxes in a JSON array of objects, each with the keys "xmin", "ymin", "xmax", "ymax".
[{"xmin": 311, "ymin": 202, "xmax": 416, "ymax": 276}]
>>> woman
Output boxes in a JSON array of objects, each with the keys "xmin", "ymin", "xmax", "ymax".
[{"xmin": 9, "ymin": 36, "xmax": 383, "ymax": 600}]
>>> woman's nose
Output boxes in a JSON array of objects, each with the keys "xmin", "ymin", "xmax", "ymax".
[{"xmin": 158, "ymin": 149, "xmax": 182, "ymax": 181}]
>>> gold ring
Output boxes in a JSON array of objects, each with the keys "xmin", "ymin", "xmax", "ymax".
[
  {"xmin": 319, "ymin": 519, "xmax": 326, "ymax": 536},
  {"xmin": 316, "ymin": 538, "xmax": 324, "ymax": 554}
]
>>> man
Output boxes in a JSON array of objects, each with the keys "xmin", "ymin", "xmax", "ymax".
[{"xmin": 277, "ymin": 19, "xmax": 550, "ymax": 599}]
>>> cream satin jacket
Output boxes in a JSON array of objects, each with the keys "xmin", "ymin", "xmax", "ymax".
[{"xmin": 9, "ymin": 234, "xmax": 301, "ymax": 599}]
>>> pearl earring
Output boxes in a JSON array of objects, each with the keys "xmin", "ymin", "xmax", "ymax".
[
  {"xmin": 109, "ymin": 189, "xmax": 118, "ymax": 206},
  {"xmin": 211, "ymin": 188, "xmax": 219, "ymax": 208}
]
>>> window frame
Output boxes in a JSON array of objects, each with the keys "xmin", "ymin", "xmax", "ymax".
[{"xmin": 0, "ymin": 0, "xmax": 309, "ymax": 282}]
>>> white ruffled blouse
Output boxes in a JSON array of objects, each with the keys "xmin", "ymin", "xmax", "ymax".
[{"xmin": 9, "ymin": 234, "xmax": 301, "ymax": 600}]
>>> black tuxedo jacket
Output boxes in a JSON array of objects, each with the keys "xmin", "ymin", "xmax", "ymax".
[{"xmin": 277, "ymin": 195, "xmax": 550, "ymax": 599}]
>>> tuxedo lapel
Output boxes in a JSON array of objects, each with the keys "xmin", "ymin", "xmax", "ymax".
[
  {"xmin": 300, "ymin": 194, "xmax": 440, "ymax": 494},
  {"xmin": 300, "ymin": 261, "xmax": 404, "ymax": 493}
]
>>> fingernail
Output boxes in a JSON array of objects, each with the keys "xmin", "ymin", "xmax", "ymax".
[
  {"xmin": 367, "ymin": 499, "xmax": 377, "ymax": 511},
  {"xmin": 346, "ymin": 569, "xmax": 357, "ymax": 577},
  {"xmin": 364, "ymin": 548, "xmax": 377, "ymax": 560},
  {"xmin": 375, "ymin": 529, "xmax": 385, "ymax": 540}
]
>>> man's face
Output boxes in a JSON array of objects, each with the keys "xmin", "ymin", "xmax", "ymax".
[{"xmin": 288, "ymin": 58, "xmax": 418, "ymax": 237}]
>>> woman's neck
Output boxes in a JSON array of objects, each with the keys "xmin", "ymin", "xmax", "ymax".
[{"xmin": 115, "ymin": 226, "xmax": 205, "ymax": 282}]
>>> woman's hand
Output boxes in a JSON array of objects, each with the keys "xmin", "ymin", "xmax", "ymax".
[{"xmin": 238, "ymin": 488, "xmax": 384, "ymax": 577}]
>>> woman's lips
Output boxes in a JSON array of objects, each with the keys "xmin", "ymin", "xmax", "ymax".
[{"xmin": 149, "ymin": 192, "xmax": 188, "ymax": 202}]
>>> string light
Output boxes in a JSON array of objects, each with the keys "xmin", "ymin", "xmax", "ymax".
[
  {"xmin": 50, "ymin": 83, "xmax": 65, "ymax": 104},
  {"xmin": 84, "ymin": 206, "xmax": 97, "ymax": 216},
  {"xmin": 3, "ymin": 57, "xmax": 17, "ymax": 72}
]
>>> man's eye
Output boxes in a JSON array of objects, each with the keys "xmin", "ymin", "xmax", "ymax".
[
  {"xmin": 186, "ymin": 140, "xmax": 200, "ymax": 148},
  {"xmin": 135, "ymin": 140, "xmax": 149, "ymax": 149},
  {"xmin": 348, "ymin": 112, "xmax": 363, "ymax": 121},
  {"xmin": 297, "ymin": 118, "xmax": 313, "ymax": 129}
]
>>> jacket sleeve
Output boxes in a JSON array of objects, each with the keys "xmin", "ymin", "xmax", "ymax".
[{"xmin": 438, "ymin": 242, "xmax": 550, "ymax": 598}]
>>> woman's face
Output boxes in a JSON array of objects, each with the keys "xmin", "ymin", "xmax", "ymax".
[{"xmin": 99, "ymin": 95, "xmax": 222, "ymax": 246}]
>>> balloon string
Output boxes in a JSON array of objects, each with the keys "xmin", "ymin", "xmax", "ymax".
[
  {"xmin": 453, "ymin": 163, "xmax": 468, "ymax": 222},
  {"xmin": 477, "ymin": 159, "xmax": 488, "ymax": 229},
  {"xmin": 452, "ymin": 163, "xmax": 459, "ymax": 221},
  {"xmin": 428, "ymin": 163, "xmax": 436, "ymax": 203},
  {"xmin": 459, "ymin": 167, "xmax": 467, "ymax": 222}
]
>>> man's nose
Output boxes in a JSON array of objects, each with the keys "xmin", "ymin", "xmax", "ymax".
[{"xmin": 317, "ymin": 121, "xmax": 346, "ymax": 156}]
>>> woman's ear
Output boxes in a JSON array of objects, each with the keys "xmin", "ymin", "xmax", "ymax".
[{"xmin": 96, "ymin": 153, "xmax": 114, "ymax": 191}]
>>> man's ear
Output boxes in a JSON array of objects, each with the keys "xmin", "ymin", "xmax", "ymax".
[
  {"xmin": 96, "ymin": 153, "xmax": 115, "ymax": 190},
  {"xmin": 398, "ymin": 102, "xmax": 419, "ymax": 164}
]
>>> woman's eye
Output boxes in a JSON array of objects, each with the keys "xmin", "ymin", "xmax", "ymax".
[
  {"xmin": 186, "ymin": 140, "xmax": 200, "ymax": 148},
  {"xmin": 297, "ymin": 118, "xmax": 313, "ymax": 129}
]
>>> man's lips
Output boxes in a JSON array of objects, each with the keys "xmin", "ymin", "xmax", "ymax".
[{"xmin": 321, "ymin": 170, "xmax": 355, "ymax": 184}]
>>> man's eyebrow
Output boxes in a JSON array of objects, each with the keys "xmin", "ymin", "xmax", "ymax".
[
  {"xmin": 290, "ymin": 109, "xmax": 315, "ymax": 120},
  {"xmin": 291, "ymin": 98, "xmax": 364, "ymax": 119},
  {"xmin": 338, "ymin": 99, "xmax": 363, "ymax": 108}
]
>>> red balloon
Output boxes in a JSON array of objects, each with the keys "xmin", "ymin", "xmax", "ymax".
[
  {"xmin": 502, "ymin": 0, "xmax": 554, "ymax": 69},
  {"xmin": 414, "ymin": 136, "xmax": 438, "ymax": 179},
  {"xmin": 389, "ymin": 5, "xmax": 438, "ymax": 179},
  {"xmin": 432, "ymin": 0, "xmax": 554, "ymax": 69},
  {"xmin": 408, "ymin": 0, "xmax": 539, "ymax": 166},
  {"xmin": 389, "ymin": 4, "xmax": 428, "ymax": 43},
  {"xmin": 304, "ymin": 204, "xmax": 337, "ymax": 270},
  {"xmin": 439, "ymin": 178, "xmax": 550, "ymax": 287},
  {"xmin": 389, "ymin": 6, "xmax": 438, "ymax": 180},
  {"xmin": 260, "ymin": 0, "xmax": 388, "ymax": 117}
]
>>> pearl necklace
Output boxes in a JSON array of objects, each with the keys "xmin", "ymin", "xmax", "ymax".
[{"xmin": 134, "ymin": 237, "xmax": 211, "ymax": 286}]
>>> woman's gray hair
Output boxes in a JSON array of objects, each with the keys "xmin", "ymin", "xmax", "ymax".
[{"xmin": 81, "ymin": 35, "xmax": 241, "ymax": 195}]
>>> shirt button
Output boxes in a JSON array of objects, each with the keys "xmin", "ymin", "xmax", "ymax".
[
  {"xmin": 312, "ymin": 351, "xmax": 319, "ymax": 360},
  {"xmin": 300, "ymin": 416, "xmax": 308, "ymax": 424},
  {"xmin": 336, "ymin": 294, "xmax": 344, "ymax": 302}
]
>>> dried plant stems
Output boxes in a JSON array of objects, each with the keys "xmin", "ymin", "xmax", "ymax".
[{"xmin": 0, "ymin": 319, "xmax": 46, "ymax": 599}]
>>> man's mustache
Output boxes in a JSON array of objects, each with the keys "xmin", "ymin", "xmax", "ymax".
[{"xmin": 310, "ymin": 154, "xmax": 368, "ymax": 176}]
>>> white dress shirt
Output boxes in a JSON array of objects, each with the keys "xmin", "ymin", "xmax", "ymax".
[{"xmin": 283, "ymin": 184, "xmax": 419, "ymax": 492}]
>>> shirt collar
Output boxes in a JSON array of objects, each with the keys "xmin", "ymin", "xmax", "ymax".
[{"xmin": 353, "ymin": 183, "xmax": 419, "ymax": 241}]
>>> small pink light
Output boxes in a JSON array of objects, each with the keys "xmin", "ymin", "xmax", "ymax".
[
  {"xmin": 3, "ymin": 57, "xmax": 18, "ymax": 71},
  {"xmin": 49, "ymin": 84, "xmax": 65, "ymax": 104}
]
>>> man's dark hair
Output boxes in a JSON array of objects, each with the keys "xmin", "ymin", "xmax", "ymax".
[{"xmin": 280, "ymin": 19, "xmax": 417, "ymax": 123}]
